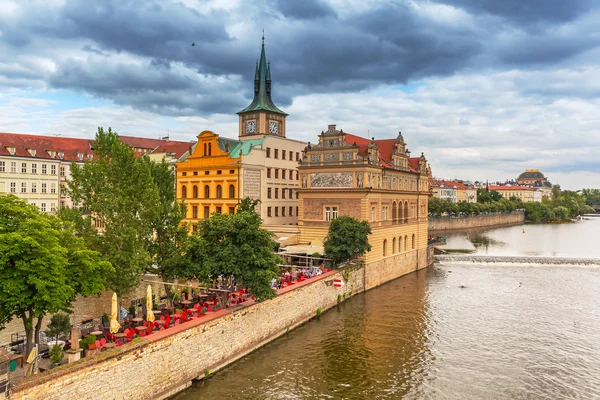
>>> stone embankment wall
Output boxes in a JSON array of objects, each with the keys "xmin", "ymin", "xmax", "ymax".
[
  {"xmin": 11, "ymin": 246, "xmax": 434, "ymax": 400},
  {"xmin": 428, "ymin": 211, "xmax": 524, "ymax": 231}
]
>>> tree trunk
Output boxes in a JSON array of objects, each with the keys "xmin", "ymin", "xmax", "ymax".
[
  {"xmin": 162, "ymin": 273, "xmax": 173, "ymax": 307},
  {"xmin": 21, "ymin": 312, "xmax": 34, "ymax": 361},
  {"xmin": 34, "ymin": 317, "xmax": 44, "ymax": 347}
]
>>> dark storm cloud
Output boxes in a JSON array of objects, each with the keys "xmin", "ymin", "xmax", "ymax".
[
  {"xmin": 438, "ymin": 0, "xmax": 596, "ymax": 25},
  {"xmin": 271, "ymin": 0, "xmax": 336, "ymax": 20},
  {"xmin": 1, "ymin": 0, "xmax": 599, "ymax": 116}
]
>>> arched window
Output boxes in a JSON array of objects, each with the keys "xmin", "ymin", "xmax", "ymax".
[
  {"xmin": 383, "ymin": 239, "xmax": 387, "ymax": 257},
  {"xmin": 216, "ymin": 185, "xmax": 222, "ymax": 199},
  {"xmin": 204, "ymin": 185, "xmax": 210, "ymax": 198},
  {"xmin": 412, "ymin": 234, "xmax": 416, "ymax": 249},
  {"xmin": 203, "ymin": 143, "xmax": 207, "ymax": 156},
  {"xmin": 404, "ymin": 235, "xmax": 408, "ymax": 251},
  {"xmin": 208, "ymin": 143, "xmax": 212, "ymax": 156},
  {"xmin": 399, "ymin": 202, "xmax": 403, "ymax": 224},
  {"xmin": 392, "ymin": 201, "xmax": 397, "ymax": 223},
  {"xmin": 181, "ymin": 185, "xmax": 187, "ymax": 199},
  {"xmin": 392, "ymin": 237, "xmax": 396, "ymax": 254},
  {"xmin": 229, "ymin": 184, "xmax": 235, "ymax": 199},
  {"xmin": 192, "ymin": 185, "xmax": 198, "ymax": 198},
  {"xmin": 398, "ymin": 236, "xmax": 402, "ymax": 253},
  {"xmin": 404, "ymin": 202, "xmax": 409, "ymax": 223}
]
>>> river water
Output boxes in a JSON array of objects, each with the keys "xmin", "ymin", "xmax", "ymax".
[{"xmin": 175, "ymin": 218, "xmax": 600, "ymax": 400}]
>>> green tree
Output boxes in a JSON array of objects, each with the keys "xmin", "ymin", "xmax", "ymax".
[
  {"xmin": 582, "ymin": 188, "xmax": 600, "ymax": 206},
  {"xmin": 175, "ymin": 198, "xmax": 280, "ymax": 301},
  {"xmin": 553, "ymin": 206, "xmax": 570, "ymax": 220},
  {"xmin": 45, "ymin": 313, "xmax": 72, "ymax": 343},
  {"xmin": 0, "ymin": 195, "xmax": 111, "ymax": 357},
  {"xmin": 66, "ymin": 127, "xmax": 159, "ymax": 295},
  {"xmin": 146, "ymin": 160, "xmax": 189, "ymax": 301},
  {"xmin": 324, "ymin": 216, "xmax": 372, "ymax": 265}
]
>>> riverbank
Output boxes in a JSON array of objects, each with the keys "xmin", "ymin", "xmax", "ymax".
[
  {"xmin": 428, "ymin": 211, "xmax": 524, "ymax": 231},
  {"xmin": 9, "ymin": 246, "xmax": 434, "ymax": 400}
]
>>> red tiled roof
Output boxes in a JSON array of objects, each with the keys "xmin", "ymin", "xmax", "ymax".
[
  {"xmin": 0, "ymin": 132, "xmax": 93, "ymax": 161},
  {"xmin": 343, "ymin": 133, "xmax": 402, "ymax": 170},
  {"xmin": 431, "ymin": 179, "xmax": 471, "ymax": 189},
  {"xmin": 0, "ymin": 132, "xmax": 192, "ymax": 162},
  {"xmin": 151, "ymin": 141, "xmax": 194, "ymax": 159}
]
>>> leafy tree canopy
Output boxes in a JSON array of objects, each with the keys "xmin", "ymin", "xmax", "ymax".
[
  {"xmin": 65, "ymin": 127, "xmax": 159, "ymax": 295},
  {"xmin": 0, "ymin": 195, "xmax": 111, "ymax": 357},
  {"xmin": 172, "ymin": 197, "xmax": 280, "ymax": 301},
  {"xmin": 324, "ymin": 216, "xmax": 372, "ymax": 265},
  {"xmin": 146, "ymin": 160, "xmax": 189, "ymax": 299}
]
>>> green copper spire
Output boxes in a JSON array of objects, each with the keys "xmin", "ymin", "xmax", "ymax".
[{"xmin": 237, "ymin": 37, "xmax": 287, "ymax": 116}]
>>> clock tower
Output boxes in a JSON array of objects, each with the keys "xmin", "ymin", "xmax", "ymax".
[{"xmin": 237, "ymin": 36, "xmax": 288, "ymax": 139}]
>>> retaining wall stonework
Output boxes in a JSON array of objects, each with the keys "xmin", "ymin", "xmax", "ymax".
[
  {"xmin": 10, "ymin": 246, "xmax": 433, "ymax": 400},
  {"xmin": 428, "ymin": 211, "xmax": 524, "ymax": 231}
]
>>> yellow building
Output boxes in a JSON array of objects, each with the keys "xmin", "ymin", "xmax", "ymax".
[{"xmin": 177, "ymin": 131, "xmax": 248, "ymax": 228}]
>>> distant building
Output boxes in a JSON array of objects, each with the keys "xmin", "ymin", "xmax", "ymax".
[
  {"xmin": 517, "ymin": 169, "xmax": 553, "ymax": 199},
  {"xmin": 431, "ymin": 179, "xmax": 477, "ymax": 203},
  {"xmin": 488, "ymin": 184, "xmax": 542, "ymax": 202},
  {"xmin": 517, "ymin": 169, "xmax": 547, "ymax": 185}
]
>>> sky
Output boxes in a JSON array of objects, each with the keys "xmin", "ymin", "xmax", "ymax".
[{"xmin": 0, "ymin": 0, "xmax": 599, "ymax": 190}]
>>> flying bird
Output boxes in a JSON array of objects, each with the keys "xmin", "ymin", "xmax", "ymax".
[{"xmin": 191, "ymin": 42, "xmax": 195, "ymax": 46}]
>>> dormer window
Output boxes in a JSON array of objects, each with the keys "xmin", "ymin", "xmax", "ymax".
[
  {"xmin": 87, "ymin": 154, "xmax": 93, "ymax": 160},
  {"xmin": 58, "ymin": 152, "xmax": 64, "ymax": 159},
  {"xmin": 48, "ymin": 150, "xmax": 56, "ymax": 158},
  {"xmin": 6, "ymin": 146, "xmax": 15, "ymax": 155},
  {"xmin": 77, "ymin": 153, "xmax": 84, "ymax": 161},
  {"xmin": 28, "ymin": 148, "xmax": 37, "ymax": 156}
]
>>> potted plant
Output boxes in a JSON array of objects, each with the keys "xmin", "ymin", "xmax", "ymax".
[
  {"xmin": 86, "ymin": 334, "xmax": 97, "ymax": 350},
  {"xmin": 101, "ymin": 312, "xmax": 109, "ymax": 326},
  {"xmin": 49, "ymin": 344, "xmax": 64, "ymax": 366},
  {"xmin": 128, "ymin": 304, "xmax": 136, "ymax": 317},
  {"xmin": 45, "ymin": 313, "xmax": 71, "ymax": 349}
]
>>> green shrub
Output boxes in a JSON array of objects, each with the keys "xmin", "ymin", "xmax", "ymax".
[{"xmin": 49, "ymin": 344, "xmax": 64, "ymax": 365}]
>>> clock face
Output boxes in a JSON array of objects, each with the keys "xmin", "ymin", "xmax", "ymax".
[
  {"xmin": 246, "ymin": 121, "xmax": 256, "ymax": 133},
  {"xmin": 269, "ymin": 121, "xmax": 278, "ymax": 134}
]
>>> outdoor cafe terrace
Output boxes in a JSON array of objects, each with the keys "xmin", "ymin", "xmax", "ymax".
[{"xmin": 6, "ymin": 248, "xmax": 334, "ymax": 385}]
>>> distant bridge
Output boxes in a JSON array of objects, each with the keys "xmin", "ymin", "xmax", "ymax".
[{"xmin": 435, "ymin": 254, "xmax": 600, "ymax": 266}]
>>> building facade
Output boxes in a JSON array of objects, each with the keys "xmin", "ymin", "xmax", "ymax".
[
  {"xmin": 297, "ymin": 125, "xmax": 432, "ymax": 268},
  {"xmin": 176, "ymin": 39, "xmax": 306, "ymax": 229},
  {"xmin": 0, "ymin": 132, "xmax": 192, "ymax": 212},
  {"xmin": 431, "ymin": 179, "xmax": 477, "ymax": 203},
  {"xmin": 488, "ymin": 184, "xmax": 542, "ymax": 202}
]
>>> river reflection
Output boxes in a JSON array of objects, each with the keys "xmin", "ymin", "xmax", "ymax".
[
  {"xmin": 434, "ymin": 216, "xmax": 600, "ymax": 258},
  {"xmin": 175, "ymin": 219, "xmax": 600, "ymax": 400},
  {"xmin": 174, "ymin": 261, "xmax": 600, "ymax": 400}
]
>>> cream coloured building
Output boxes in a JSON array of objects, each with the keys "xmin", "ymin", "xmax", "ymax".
[
  {"xmin": 0, "ymin": 132, "xmax": 192, "ymax": 213},
  {"xmin": 488, "ymin": 184, "xmax": 542, "ymax": 202}
]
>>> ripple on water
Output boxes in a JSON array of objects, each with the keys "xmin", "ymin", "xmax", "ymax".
[{"xmin": 174, "ymin": 263, "xmax": 600, "ymax": 400}]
